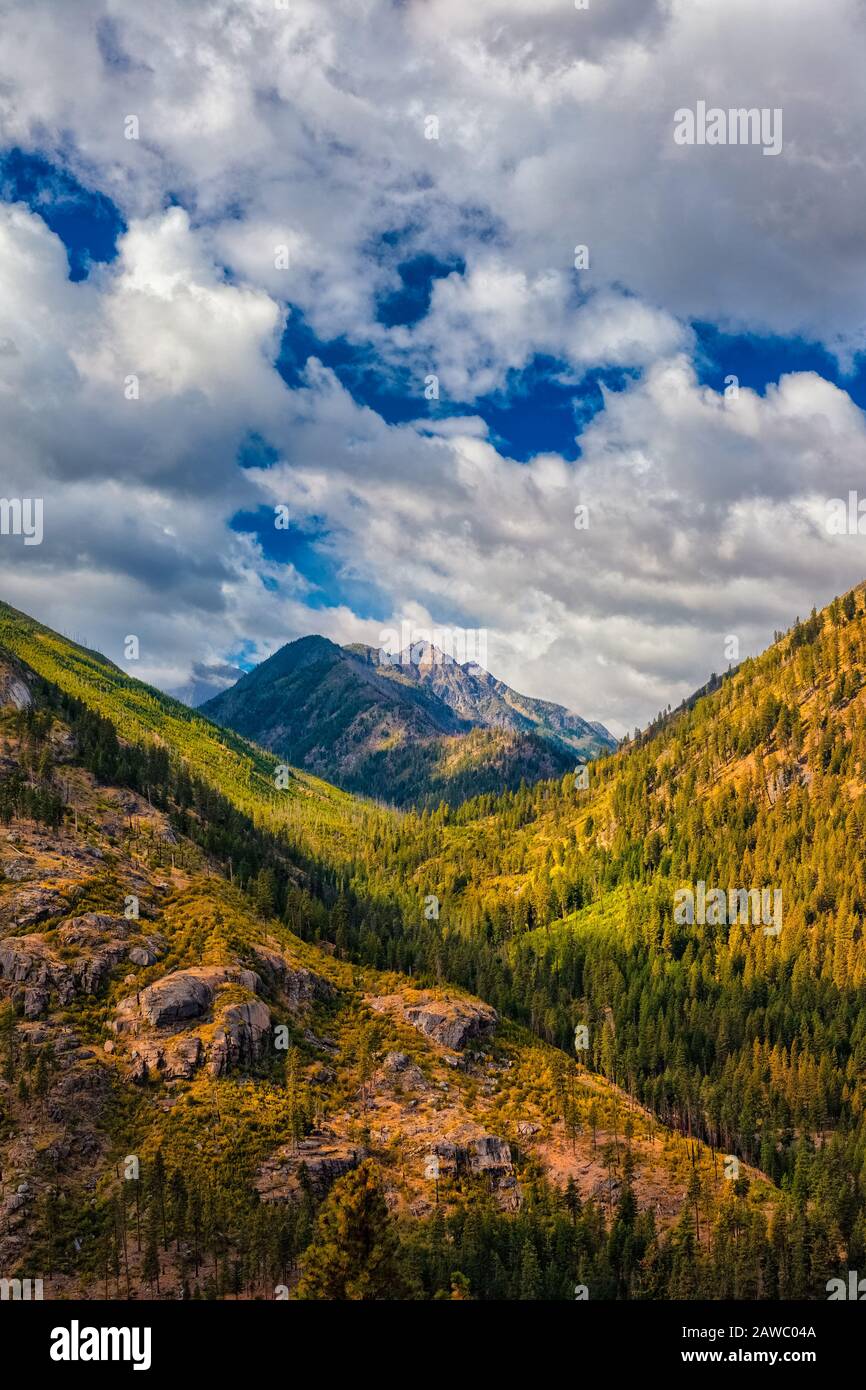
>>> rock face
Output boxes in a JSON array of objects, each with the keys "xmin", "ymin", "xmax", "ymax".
[
  {"xmin": 374, "ymin": 1051, "xmax": 430, "ymax": 1093},
  {"xmin": 0, "ymin": 937, "xmax": 51, "ymax": 986},
  {"xmin": 0, "ymin": 915, "xmax": 167, "ymax": 1016},
  {"xmin": 3, "ymin": 858, "xmax": 36, "ymax": 883},
  {"xmin": 252, "ymin": 945, "xmax": 336, "ymax": 1009},
  {"xmin": 128, "ymin": 1035, "xmax": 203, "ymax": 1083},
  {"xmin": 209, "ymin": 999, "xmax": 271, "ymax": 1077},
  {"xmin": 113, "ymin": 965, "xmax": 260, "ymax": 1034},
  {"xmin": 425, "ymin": 1130, "xmax": 516, "ymax": 1203},
  {"xmin": 58, "ymin": 913, "xmax": 132, "ymax": 944},
  {"xmin": 2, "ymin": 886, "xmax": 66, "ymax": 928},
  {"xmin": 112, "ymin": 965, "xmax": 271, "ymax": 1083},
  {"xmin": 128, "ymin": 941, "xmax": 162, "ymax": 968},
  {"xmin": 368, "ymin": 991, "xmax": 497, "ymax": 1051},
  {"xmin": 465, "ymin": 1135, "xmax": 513, "ymax": 1176},
  {"xmin": 0, "ymin": 659, "xmax": 33, "ymax": 711},
  {"xmin": 256, "ymin": 1130, "xmax": 366, "ymax": 1201}
]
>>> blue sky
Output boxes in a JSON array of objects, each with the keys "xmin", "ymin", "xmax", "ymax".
[
  {"xmin": 5, "ymin": 141, "xmax": 863, "ymax": 456},
  {"xmin": 3, "ymin": 1, "xmax": 866, "ymax": 733},
  {"xmin": 0, "ymin": 147, "xmax": 125, "ymax": 281}
]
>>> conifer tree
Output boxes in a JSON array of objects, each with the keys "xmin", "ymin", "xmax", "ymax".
[{"xmin": 294, "ymin": 1162, "xmax": 405, "ymax": 1300}]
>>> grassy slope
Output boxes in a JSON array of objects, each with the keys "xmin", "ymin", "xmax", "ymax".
[
  {"xmin": 0, "ymin": 683, "xmax": 777, "ymax": 1300},
  {"xmin": 0, "ymin": 600, "xmax": 376, "ymax": 868}
]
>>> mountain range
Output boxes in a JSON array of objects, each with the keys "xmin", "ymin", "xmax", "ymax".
[
  {"xmin": 0, "ymin": 597, "xmax": 734, "ymax": 1302},
  {"xmin": 0, "ymin": 588, "xmax": 863, "ymax": 1302},
  {"xmin": 199, "ymin": 635, "xmax": 617, "ymax": 808}
]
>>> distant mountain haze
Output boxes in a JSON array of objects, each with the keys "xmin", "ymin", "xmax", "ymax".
[
  {"xmin": 168, "ymin": 660, "xmax": 244, "ymax": 709},
  {"xmin": 200, "ymin": 635, "xmax": 616, "ymax": 808}
]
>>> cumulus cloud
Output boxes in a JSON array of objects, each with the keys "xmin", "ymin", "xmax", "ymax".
[
  {"xmin": 1, "ymin": 0, "xmax": 866, "ymax": 733},
  {"xmin": 246, "ymin": 354, "xmax": 866, "ymax": 732},
  {"xmin": 385, "ymin": 265, "xmax": 689, "ymax": 399}
]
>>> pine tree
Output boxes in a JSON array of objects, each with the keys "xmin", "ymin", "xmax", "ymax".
[
  {"xmin": 519, "ymin": 1239, "xmax": 542, "ymax": 1300},
  {"xmin": 294, "ymin": 1162, "xmax": 405, "ymax": 1300},
  {"xmin": 143, "ymin": 1207, "xmax": 160, "ymax": 1295},
  {"xmin": 150, "ymin": 1149, "xmax": 168, "ymax": 1250}
]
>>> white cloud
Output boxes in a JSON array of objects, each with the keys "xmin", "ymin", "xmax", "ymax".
[
  {"xmin": 386, "ymin": 264, "xmax": 689, "ymax": 399},
  {"xmin": 1, "ymin": 0, "xmax": 864, "ymax": 349},
  {"xmin": 2, "ymin": 1, "xmax": 866, "ymax": 734},
  {"xmin": 245, "ymin": 355, "xmax": 866, "ymax": 733}
]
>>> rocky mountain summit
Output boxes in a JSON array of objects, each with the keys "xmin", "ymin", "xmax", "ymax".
[{"xmin": 200, "ymin": 634, "xmax": 615, "ymax": 807}]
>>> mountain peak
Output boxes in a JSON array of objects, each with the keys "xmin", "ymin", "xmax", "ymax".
[
  {"xmin": 393, "ymin": 640, "xmax": 457, "ymax": 669},
  {"xmin": 200, "ymin": 629, "xmax": 615, "ymax": 805}
]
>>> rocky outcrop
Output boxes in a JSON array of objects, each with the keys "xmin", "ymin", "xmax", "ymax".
[
  {"xmin": 3, "ymin": 858, "xmax": 37, "ymax": 883},
  {"xmin": 368, "ymin": 991, "xmax": 497, "ymax": 1052},
  {"xmin": 128, "ymin": 1034, "xmax": 203, "ymax": 1083},
  {"xmin": 113, "ymin": 965, "xmax": 260, "ymax": 1035},
  {"xmin": 127, "ymin": 938, "xmax": 164, "ymax": 968},
  {"xmin": 0, "ymin": 915, "xmax": 161, "ymax": 1015},
  {"xmin": 0, "ymin": 936, "xmax": 52, "ymax": 985},
  {"xmin": 373, "ymin": 1051, "xmax": 430, "ymax": 1094},
  {"xmin": 252, "ymin": 945, "xmax": 335, "ymax": 1009},
  {"xmin": 3, "ymin": 886, "xmax": 66, "ymax": 928},
  {"xmin": 424, "ymin": 1130, "xmax": 516, "ymax": 1203},
  {"xmin": 465, "ymin": 1135, "xmax": 513, "ymax": 1176},
  {"xmin": 0, "ymin": 935, "xmax": 120, "ymax": 1011},
  {"xmin": 256, "ymin": 1130, "xmax": 366, "ymax": 1201},
  {"xmin": 57, "ymin": 913, "xmax": 131, "ymax": 945},
  {"xmin": 208, "ymin": 999, "xmax": 271, "ymax": 1077},
  {"xmin": 113, "ymin": 965, "xmax": 271, "ymax": 1082},
  {"xmin": 0, "ymin": 659, "xmax": 33, "ymax": 711}
]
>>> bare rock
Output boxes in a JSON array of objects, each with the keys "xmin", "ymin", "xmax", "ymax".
[
  {"xmin": 425, "ymin": 1130, "xmax": 514, "ymax": 1188},
  {"xmin": 23, "ymin": 986, "xmax": 49, "ymax": 1018},
  {"xmin": 517, "ymin": 1121, "xmax": 541, "ymax": 1138},
  {"xmin": 129, "ymin": 1034, "xmax": 203, "ymax": 1082},
  {"xmin": 128, "ymin": 1055, "xmax": 148, "ymax": 1086},
  {"xmin": 0, "ymin": 662, "xmax": 33, "ymax": 711},
  {"xmin": 0, "ymin": 929, "xmax": 129, "ymax": 1007},
  {"xmin": 112, "ymin": 966, "xmax": 269, "ymax": 1081},
  {"xmin": 7, "ymin": 886, "xmax": 65, "ymax": 927},
  {"xmin": 58, "ymin": 914, "xmax": 131, "ymax": 945},
  {"xmin": 252, "ymin": 945, "xmax": 335, "ymax": 1009},
  {"xmin": 257, "ymin": 1131, "xmax": 366, "ymax": 1201},
  {"xmin": 127, "ymin": 935, "xmax": 166, "ymax": 968},
  {"xmin": 114, "ymin": 965, "xmax": 260, "ymax": 1034},
  {"xmin": 466, "ymin": 1135, "xmax": 512, "ymax": 1175},
  {"xmin": 0, "ymin": 936, "xmax": 53, "ymax": 986},
  {"xmin": 3, "ymin": 858, "xmax": 35, "ymax": 883},
  {"xmin": 208, "ymin": 1000, "xmax": 271, "ymax": 1077},
  {"xmin": 374, "ymin": 1051, "xmax": 429, "ymax": 1093},
  {"xmin": 368, "ymin": 991, "xmax": 497, "ymax": 1052}
]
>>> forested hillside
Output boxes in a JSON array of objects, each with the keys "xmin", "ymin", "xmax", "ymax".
[
  {"xmin": 0, "ymin": 602, "xmax": 375, "ymax": 872},
  {"xmin": 330, "ymin": 586, "xmax": 866, "ymax": 1279},
  {"xmin": 0, "ymin": 641, "xmax": 786, "ymax": 1301},
  {"xmin": 3, "ymin": 588, "xmax": 866, "ymax": 1297}
]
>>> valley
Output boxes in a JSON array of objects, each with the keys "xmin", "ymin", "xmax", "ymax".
[{"xmin": 0, "ymin": 590, "xmax": 864, "ymax": 1299}]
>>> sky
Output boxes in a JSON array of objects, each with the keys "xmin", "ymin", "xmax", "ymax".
[{"xmin": 3, "ymin": 0, "xmax": 866, "ymax": 735}]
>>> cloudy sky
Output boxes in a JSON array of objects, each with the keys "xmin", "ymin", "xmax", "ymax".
[{"xmin": 2, "ymin": 0, "xmax": 866, "ymax": 735}]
